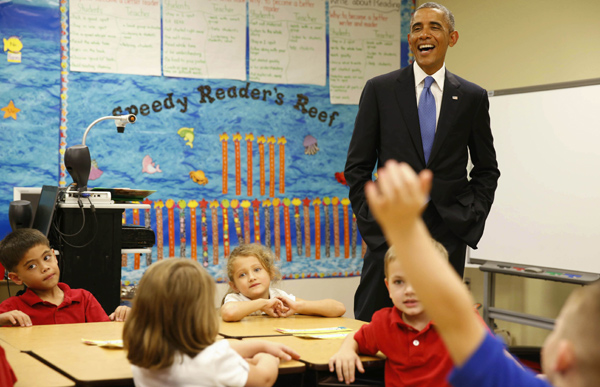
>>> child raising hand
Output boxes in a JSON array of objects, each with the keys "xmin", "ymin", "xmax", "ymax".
[
  {"xmin": 221, "ymin": 244, "xmax": 346, "ymax": 322},
  {"xmin": 123, "ymin": 258, "xmax": 300, "ymax": 387}
]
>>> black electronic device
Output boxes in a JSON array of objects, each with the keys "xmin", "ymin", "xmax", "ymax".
[
  {"xmin": 121, "ymin": 224, "xmax": 155, "ymax": 249},
  {"xmin": 32, "ymin": 185, "xmax": 60, "ymax": 237}
]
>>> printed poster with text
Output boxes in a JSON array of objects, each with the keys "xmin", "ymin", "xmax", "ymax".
[
  {"xmin": 163, "ymin": 0, "xmax": 246, "ymax": 80},
  {"xmin": 69, "ymin": 0, "xmax": 161, "ymax": 76},
  {"xmin": 249, "ymin": 0, "xmax": 326, "ymax": 86},
  {"xmin": 329, "ymin": 0, "xmax": 401, "ymax": 104}
]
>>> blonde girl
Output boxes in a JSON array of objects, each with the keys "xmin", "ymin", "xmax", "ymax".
[
  {"xmin": 123, "ymin": 258, "xmax": 299, "ymax": 387},
  {"xmin": 221, "ymin": 243, "xmax": 346, "ymax": 322}
]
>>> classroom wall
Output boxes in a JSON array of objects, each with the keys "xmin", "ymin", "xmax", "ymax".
[{"xmin": 419, "ymin": 0, "xmax": 600, "ymax": 346}]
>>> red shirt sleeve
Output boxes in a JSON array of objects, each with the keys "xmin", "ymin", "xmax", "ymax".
[
  {"xmin": 81, "ymin": 291, "xmax": 110, "ymax": 322},
  {"xmin": 0, "ymin": 346, "xmax": 17, "ymax": 386},
  {"xmin": 353, "ymin": 311, "xmax": 384, "ymax": 356}
]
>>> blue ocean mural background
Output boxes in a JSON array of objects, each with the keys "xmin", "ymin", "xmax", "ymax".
[{"xmin": 0, "ymin": 0, "xmax": 413, "ymax": 285}]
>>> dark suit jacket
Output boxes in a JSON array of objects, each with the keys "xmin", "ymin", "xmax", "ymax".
[{"xmin": 345, "ymin": 64, "xmax": 500, "ymax": 250}]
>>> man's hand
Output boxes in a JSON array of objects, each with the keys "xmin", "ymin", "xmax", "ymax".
[
  {"xmin": 109, "ymin": 305, "xmax": 131, "ymax": 322},
  {"xmin": 0, "ymin": 310, "xmax": 32, "ymax": 327},
  {"xmin": 328, "ymin": 347, "xmax": 365, "ymax": 384}
]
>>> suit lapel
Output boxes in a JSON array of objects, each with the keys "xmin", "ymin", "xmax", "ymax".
[
  {"xmin": 428, "ymin": 70, "xmax": 462, "ymax": 166},
  {"xmin": 395, "ymin": 65, "xmax": 425, "ymax": 164}
]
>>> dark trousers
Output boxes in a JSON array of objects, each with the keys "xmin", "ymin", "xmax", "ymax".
[{"xmin": 354, "ymin": 203, "xmax": 466, "ymax": 322}]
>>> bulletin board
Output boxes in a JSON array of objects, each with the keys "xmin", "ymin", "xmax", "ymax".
[{"xmin": 0, "ymin": 0, "xmax": 413, "ymax": 285}]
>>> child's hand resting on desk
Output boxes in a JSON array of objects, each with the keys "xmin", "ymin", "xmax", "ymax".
[
  {"xmin": 109, "ymin": 305, "xmax": 131, "ymax": 322},
  {"xmin": 260, "ymin": 298, "xmax": 289, "ymax": 318},
  {"xmin": 0, "ymin": 310, "xmax": 32, "ymax": 327},
  {"xmin": 274, "ymin": 296, "xmax": 299, "ymax": 317},
  {"xmin": 329, "ymin": 345, "xmax": 365, "ymax": 385}
]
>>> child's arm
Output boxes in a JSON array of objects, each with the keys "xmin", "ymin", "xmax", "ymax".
[
  {"xmin": 245, "ymin": 353, "xmax": 280, "ymax": 387},
  {"xmin": 228, "ymin": 339, "xmax": 300, "ymax": 361},
  {"xmin": 0, "ymin": 310, "xmax": 32, "ymax": 327},
  {"xmin": 221, "ymin": 298, "xmax": 286, "ymax": 322},
  {"xmin": 328, "ymin": 333, "xmax": 365, "ymax": 384},
  {"xmin": 108, "ymin": 305, "xmax": 130, "ymax": 322},
  {"xmin": 276, "ymin": 296, "xmax": 346, "ymax": 317},
  {"xmin": 364, "ymin": 161, "xmax": 486, "ymax": 366}
]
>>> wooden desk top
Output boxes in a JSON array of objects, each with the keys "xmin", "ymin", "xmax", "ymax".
[
  {"xmin": 0, "ymin": 322, "xmax": 130, "ymax": 386},
  {"xmin": 1, "ymin": 341, "xmax": 74, "ymax": 387},
  {"xmin": 219, "ymin": 315, "xmax": 370, "ymax": 339},
  {"xmin": 243, "ymin": 335, "xmax": 385, "ymax": 371},
  {"xmin": 0, "ymin": 322, "xmax": 305, "ymax": 383}
]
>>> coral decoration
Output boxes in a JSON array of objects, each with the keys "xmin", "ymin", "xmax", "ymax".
[
  {"xmin": 231, "ymin": 199, "xmax": 244, "ymax": 246},
  {"xmin": 143, "ymin": 199, "xmax": 153, "ymax": 266},
  {"xmin": 352, "ymin": 212, "xmax": 358, "ymax": 258},
  {"xmin": 342, "ymin": 198, "xmax": 350, "ymax": 258},
  {"xmin": 272, "ymin": 198, "xmax": 281, "ymax": 260},
  {"xmin": 199, "ymin": 199, "xmax": 209, "ymax": 266},
  {"xmin": 241, "ymin": 200, "xmax": 251, "ymax": 244},
  {"xmin": 292, "ymin": 198, "xmax": 302, "ymax": 256},
  {"xmin": 165, "ymin": 199, "xmax": 176, "ymax": 258},
  {"xmin": 257, "ymin": 135, "xmax": 266, "ymax": 196},
  {"xmin": 268, "ymin": 136, "xmax": 276, "ymax": 197},
  {"xmin": 282, "ymin": 198, "xmax": 292, "ymax": 262},
  {"xmin": 178, "ymin": 200, "xmax": 187, "ymax": 258},
  {"xmin": 220, "ymin": 133, "xmax": 229, "ymax": 194},
  {"xmin": 362, "ymin": 238, "xmax": 367, "ymax": 259},
  {"xmin": 121, "ymin": 211, "xmax": 127, "ymax": 267},
  {"xmin": 252, "ymin": 199, "xmax": 261, "ymax": 243},
  {"xmin": 210, "ymin": 200, "xmax": 220, "ymax": 264},
  {"xmin": 263, "ymin": 199, "xmax": 272, "ymax": 248},
  {"xmin": 154, "ymin": 200, "xmax": 164, "ymax": 260},
  {"xmin": 278, "ymin": 136, "xmax": 286, "ymax": 194},
  {"xmin": 221, "ymin": 200, "xmax": 231, "ymax": 259},
  {"xmin": 303, "ymin": 197, "xmax": 311, "ymax": 257},
  {"xmin": 323, "ymin": 197, "xmax": 331, "ymax": 258},
  {"xmin": 132, "ymin": 206, "xmax": 141, "ymax": 270},
  {"xmin": 246, "ymin": 133, "xmax": 254, "ymax": 196},
  {"xmin": 332, "ymin": 197, "xmax": 340, "ymax": 258},
  {"xmin": 188, "ymin": 200, "xmax": 199, "ymax": 261},
  {"xmin": 313, "ymin": 198, "xmax": 322, "ymax": 260},
  {"xmin": 233, "ymin": 132, "xmax": 242, "ymax": 195}
]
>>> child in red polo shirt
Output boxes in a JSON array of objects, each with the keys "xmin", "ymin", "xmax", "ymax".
[
  {"xmin": 0, "ymin": 228, "xmax": 129, "ymax": 326},
  {"xmin": 329, "ymin": 241, "xmax": 453, "ymax": 386}
]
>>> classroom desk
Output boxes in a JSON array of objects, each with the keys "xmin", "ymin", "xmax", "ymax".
[
  {"xmin": 219, "ymin": 315, "xmax": 371, "ymax": 339},
  {"xmin": 1, "ymin": 341, "xmax": 74, "ymax": 387},
  {"xmin": 0, "ymin": 322, "xmax": 130, "ymax": 386},
  {"xmin": 0, "ymin": 322, "xmax": 305, "ymax": 385},
  {"xmin": 242, "ymin": 335, "xmax": 385, "ymax": 372}
]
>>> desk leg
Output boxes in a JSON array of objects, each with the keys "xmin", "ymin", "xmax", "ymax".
[{"xmin": 483, "ymin": 271, "xmax": 496, "ymax": 331}]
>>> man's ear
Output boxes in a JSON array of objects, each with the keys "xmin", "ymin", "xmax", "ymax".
[
  {"xmin": 449, "ymin": 30, "xmax": 459, "ymax": 47},
  {"xmin": 8, "ymin": 272, "xmax": 23, "ymax": 286},
  {"xmin": 555, "ymin": 340, "xmax": 575, "ymax": 374}
]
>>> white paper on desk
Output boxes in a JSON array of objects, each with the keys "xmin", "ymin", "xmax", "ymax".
[{"xmin": 81, "ymin": 339, "xmax": 124, "ymax": 349}]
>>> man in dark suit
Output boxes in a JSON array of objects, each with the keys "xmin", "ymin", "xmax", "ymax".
[{"xmin": 345, "ymin": 2, "xmax": 500, "ymax": 322}]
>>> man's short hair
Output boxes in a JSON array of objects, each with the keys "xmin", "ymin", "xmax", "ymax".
[
  {"xmin": 384, "ymin": 239, "xmax": 449, "ymax": 278},
  {"xmin": 410, "ymin": 2, "xmax": 456, "ymax": 33},
  {"xmin": 0, "ymin": 228, "xmax": 50, "ymax": 272}
]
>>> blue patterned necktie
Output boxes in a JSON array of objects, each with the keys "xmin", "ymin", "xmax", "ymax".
[{"xmin": 419, "ymin": 76, "xmax": 436, "ymax": 164}]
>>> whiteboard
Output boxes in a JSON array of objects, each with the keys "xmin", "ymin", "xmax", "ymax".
[{"xmin": 469, "ymin": 82, "xmax": 600, "ymax": 274}]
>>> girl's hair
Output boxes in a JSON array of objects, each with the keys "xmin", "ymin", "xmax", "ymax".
[
  {"xmin": 223, "ymin": 243, "xmax": 281, "ymax": 301},
  {"xmin": 123, "ymin": 258, "xmax": 218, "ymax": 370}
]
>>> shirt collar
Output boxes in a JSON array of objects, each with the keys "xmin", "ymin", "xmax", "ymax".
[
  {"xmin": 390, "ymin": 306, "xmax": 435, "ymax": 332},
  {"xmin": 413, "ymin": 62, "xmax": 446, "ymax": 92},
  {"xmin": 19, "ymin": 282, "xmax": 78, "ymax": 307}
]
